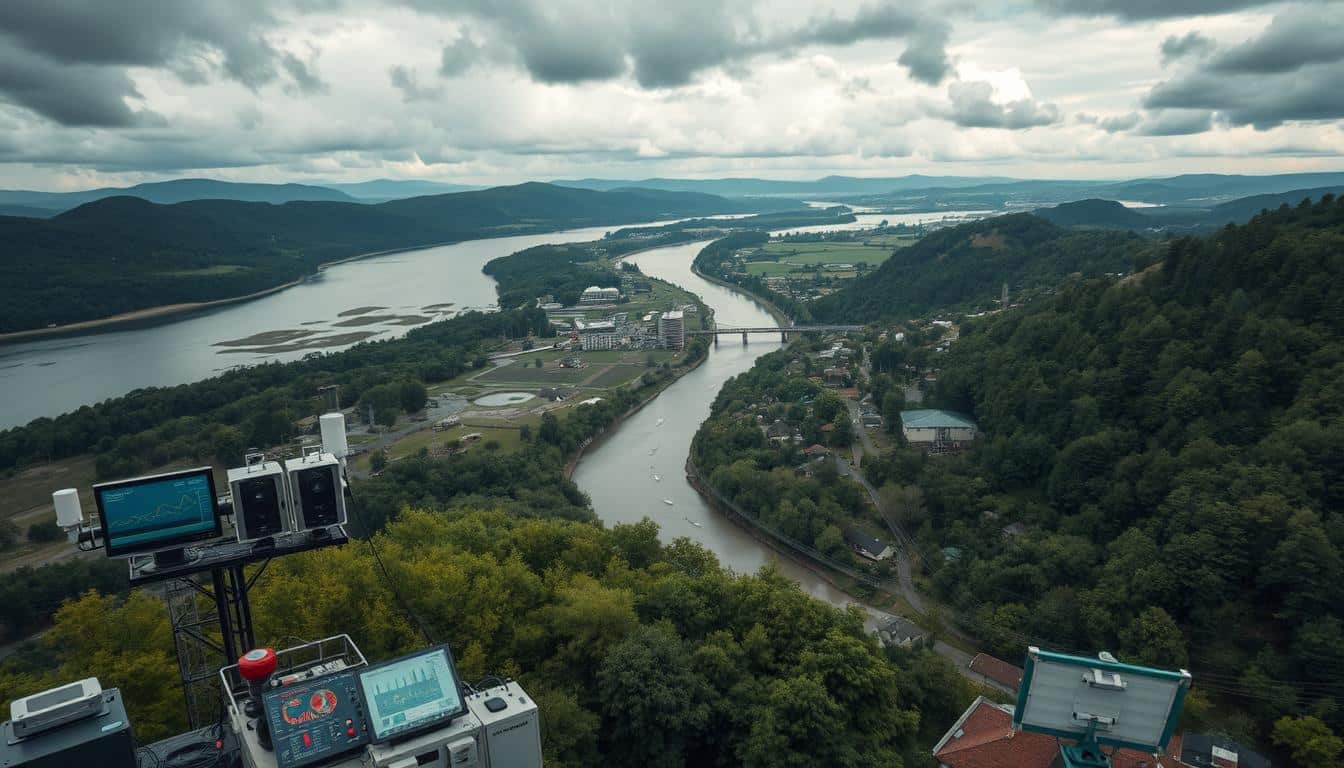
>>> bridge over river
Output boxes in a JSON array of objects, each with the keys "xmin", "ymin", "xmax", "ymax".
[{"xmin": 688, "ymin": 324, "xmax": 864, "ymax": 343}]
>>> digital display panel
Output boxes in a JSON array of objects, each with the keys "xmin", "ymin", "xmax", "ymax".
[
  {"xmin": 94, "ymin": 468, "xmax": 220, "ymax": 556},
  {"xmin": 356, "ymin": 646, "xmax": 466, "ymax": 744}
]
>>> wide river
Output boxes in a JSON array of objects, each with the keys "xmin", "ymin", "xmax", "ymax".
[
  {"xmin": 2, "ymin": 221, "xmax": 886, "ymax": 618},
  {"xmin": 0, "ymin": 223, "xmax": 656, "ymax": 430},
  {"xmin": 572, "ymin": 241, "xmax": 868, "ymax": 612}
]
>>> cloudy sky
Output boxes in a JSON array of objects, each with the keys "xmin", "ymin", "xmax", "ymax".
[{"xmin": 1, "ymin": 0, "xmax": 1342, "ymax": 190}]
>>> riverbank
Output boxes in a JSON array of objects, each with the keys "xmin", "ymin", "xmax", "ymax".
[
  {"xmin": 689, "ymin": 260, "xmax": 793, "ymax": 329},
  {"xmin": 0, "ymin": 240, "xmax": 468, "ymax": 346}
]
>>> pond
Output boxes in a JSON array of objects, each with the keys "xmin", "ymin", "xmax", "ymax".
[{"xmin": 473, "ymin": 392, "xmax": 536, "ymax": 407}]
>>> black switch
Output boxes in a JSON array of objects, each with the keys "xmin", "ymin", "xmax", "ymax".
[{"xmin": 484, "ymin": 697, "xmax": 507, "ymax": 713}]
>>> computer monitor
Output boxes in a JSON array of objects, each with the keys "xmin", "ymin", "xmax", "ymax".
[
  {"xmin": 355, "ymin": 646, "xmax": 467, "ymax": 744},
  {"xmin": 93, "ymin": 467, "xmax": 221, "ymax": 560}
]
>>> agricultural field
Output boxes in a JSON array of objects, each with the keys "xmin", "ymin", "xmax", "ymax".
[{"xmin": 739, "ymin": 237, "xmax": 917, "ymax": 276}]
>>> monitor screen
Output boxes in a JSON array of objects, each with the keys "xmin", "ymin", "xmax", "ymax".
[
  {"xmin": 94, "ymin": 467, "xmax": 221, "ymax": 556},
  {"xmin": 356, "ymin": 646, "xmax": 467, "ymax": 744}
]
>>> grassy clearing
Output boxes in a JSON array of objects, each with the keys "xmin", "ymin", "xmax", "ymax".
[
  {"xmin": 587, "ymin": 365, "xmax": 647, "ymax": 388},
  {"xmin": 474, "ymin": 363, "xmax": 595, "ymax": 385}
]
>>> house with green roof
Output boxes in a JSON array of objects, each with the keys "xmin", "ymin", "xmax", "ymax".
[{"xmin": 900, "ymin": 409, "xmax": 978, "ymax": 452}]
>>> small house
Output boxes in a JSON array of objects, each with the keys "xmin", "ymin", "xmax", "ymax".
[{"xmin": 844, "ymin": 528, "xmax": 894, "ymax": 561}]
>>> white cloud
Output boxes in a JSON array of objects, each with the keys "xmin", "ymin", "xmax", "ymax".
[{"xmin": 0, "ymin": 0, "xmax": 1339, "ymax": 189}]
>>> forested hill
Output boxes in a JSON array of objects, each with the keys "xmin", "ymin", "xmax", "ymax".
[
  {"xmin": 0, "ymin": 183, "xmax": 797, "ymax": 333},
  {"xmin": 894, "ymin": 194, "xmax": 1344, "ymax": 752},
  {"xmin": 0, "ymin": 178, "xmax": 356, "ymax": 213},
  {"xmin": 809, "ymin": 213, "xmax": 1152, "ymax": 322},
  {"xmin": 1034, "ymin": 198, "xmax": 1154, "ymax": 230}
]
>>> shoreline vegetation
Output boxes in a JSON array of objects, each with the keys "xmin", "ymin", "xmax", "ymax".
[{"xmin": 0, "ymin": 240, "xmax": 456, "ymax": 346}]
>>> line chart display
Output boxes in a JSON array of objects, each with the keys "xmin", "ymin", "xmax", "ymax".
[{"xmin": 96, "ymin": 470, "xmax": 218, "ymax": 551}]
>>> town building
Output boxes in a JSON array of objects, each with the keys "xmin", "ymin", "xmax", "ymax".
[
  {"xmin": 968, "ymin": 653, "xmax": 1024, "ymax": 693},
  {"xmin": 843, "ymin": 528, "xmax": 894, "ymax": 561},
  {"xmin": 877, "ymin": 617, "xmax": 927, "ymax": 648},
  {"xmin": 1177, "ymin": 734, "xmax": 1271, "ymax": 768},
  {"xmin": 932, "ymin": 697, "xmax": 1186, "ymax": 768},
  {"xmin": 659, "ymin": 310, "xmax": 685, "ymax": 350},
  {"xmin": 900, "ymin": 409, "xmax": 978, "ymax": 452},
  {"xmin": 573, "ymin": 318, "xmax": 617, "ymax": 351},
  {"xmin": 579, "ymin": 286, "xmax": 621, "ymax": 305}
]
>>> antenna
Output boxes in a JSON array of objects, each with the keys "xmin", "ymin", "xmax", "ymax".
[{"xmin": 1013, "ymin": 647, "xmax": 1192, "ymax": 768}]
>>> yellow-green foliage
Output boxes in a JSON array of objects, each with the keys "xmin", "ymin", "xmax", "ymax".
[{"xmin": 2, "ymin": 509, "xmax": 949, "ymax": 767}]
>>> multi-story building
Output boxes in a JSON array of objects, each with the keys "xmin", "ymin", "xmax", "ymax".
[{"xmin": 658, "ymin": 310, "xmax": 684, "ymax": 350}]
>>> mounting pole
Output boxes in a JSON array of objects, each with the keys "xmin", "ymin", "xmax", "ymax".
[{"xmin": 1058, "ymin": 720, "xmax": 1111, "ymax": 768}]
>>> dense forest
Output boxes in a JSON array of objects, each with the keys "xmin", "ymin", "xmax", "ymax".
[
  {"xmin": 0, "ymin": 508, "xmax": 974, "ymax": 766},
  {"xmin": 810, "ymin": 213, "xmax": 1154, "ymax": 322},
  {"xmin": 0, "ymin": 183, "xmax": 794, "ymax": 332},
  {"xmin": 866, "ymin": 196, "xmax": 1344, "ymax": 752}
]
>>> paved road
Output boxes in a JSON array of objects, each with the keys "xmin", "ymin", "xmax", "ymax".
[{"xmin": 833, "ymin": 455, "xmax": 925, "ymax": 613}]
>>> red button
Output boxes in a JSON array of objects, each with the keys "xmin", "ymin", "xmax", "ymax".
[
  {"xmin": 347, "ymin": 728, "xmax": 356, "ymax": 738},
  {"xmin": 302, "ymin": 733, "xmax": 311, "ymax": 747}
]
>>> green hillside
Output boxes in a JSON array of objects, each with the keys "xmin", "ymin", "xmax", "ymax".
[
  {"xmin": 886, "ymin": 194, "xmax": 1344, "ymax": 749},
  {"xmin": 1034, "ymin": 198, "xmax": 1155, "ymax": 230},
  {"xmin": 0, "ymin": 184, "xmax": 798, "ymax": 333},
  {"xmin": 809, "ymin": 213, "xmax": 1151, "ymax": 321}
]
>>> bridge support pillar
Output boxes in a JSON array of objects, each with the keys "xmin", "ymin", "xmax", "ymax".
[
  {"xmin": 742, "ymin": 331, "xmax": 748, "ymax": 344},
  {"xmin": 713, "ymin": 334, "xmax": 718, "ymax": 347},
  {"xmin": 781, "ymin": 331, "xmax": 788, "ymax": 343}
]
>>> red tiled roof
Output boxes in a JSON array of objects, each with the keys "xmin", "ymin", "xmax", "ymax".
[
  {"xmin": 934, "ymin": 699, "xmax": 1183, "ymax": 768},
  {"xmin": 969, "ymin": 653, "xmax": 1025, "ymax": 691}
]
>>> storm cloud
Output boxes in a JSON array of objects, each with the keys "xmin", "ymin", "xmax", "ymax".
[
  {"xmin": 412, "ymin": 1, "xmax": 955, "ymax": 89},
  {"xmin": 1161, "ymin": 32, "xmax": 1215, "ymax": 64},
  {"xmin": 1145, "ymin": 8, "xmax": 1344, "ymax": 127},
  {"xmin": 943, "ymin": 80, "xmax": 1060, "ymax": 129},
  {"xmin": 1036, "ymin": 0, "xmax": 1275, "ymax": 19}
]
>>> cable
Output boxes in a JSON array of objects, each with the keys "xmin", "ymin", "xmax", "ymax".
[{"xmin": 343, "ymin": 468, "xmax": 437, "ymax": 646}]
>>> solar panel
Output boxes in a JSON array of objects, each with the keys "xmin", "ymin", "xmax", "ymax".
[{"xmin": 1012, "ymin": 647, "xmax": 1191, "ymax": 754}]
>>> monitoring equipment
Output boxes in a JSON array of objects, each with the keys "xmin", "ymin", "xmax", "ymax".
[
  {"xmin": 285, "ymin": 448, "xmax": 347, "ymax": 533},
  {"xmin": 229, "ymin": 453, "xmax": 295, "ymax": 544},
  {"xmin": 9, "ymin": 678, "xmax": 104, "ymax": 739},
  {"xmin": 0, "ymin": 685, "xmax": 136, "ymax": 768},
  {"xmin": 356, "ymin": 646, "xmax": 467, "ymax": 745},
  {"xmin": 225, "ymin": 636, "xmax": 541, "ymax": 768},
  {"xmin": 93, "ymin": 467, "xmax": 221, "ymax": 565},
  {"xmin": 52, "ymin": 488, "xmax": 83, "ymax": 529},
  {"xmin": 1014, "ymin": 647, "xmax": 1192, "ymax": 768},
  {"xmin": 262, "ymin": 670, "xmax": 369, "ymax": 768},
  {"xmin": 463, "ymin": 682, "xmax": 542, "ymax": 768},
  {"xmin": 320, "ymin": 413, "xmax": 349, "ymax": 463}
]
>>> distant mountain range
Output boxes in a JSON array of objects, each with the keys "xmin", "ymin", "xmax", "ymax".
[
  {"xmin": 0, "ymin": 182, "xmax": 800, "ymax": 334},
  {"xmin": 5, "ymin": 172, "xmax": 1342, "ymax": 218},
  {"xmin": 1032, "ymin": 186, "xmax": 1344, "ymax": 231},
  {"xmin": 551, "ymin": 175, "xmax": 1015, "ymax": 197},
  {"xmin": 323, "ymin": 178, "xmax": 481, "ymax": 201},
  {"xmin": 0, "ymin": 179, "xmax": 355, "ymax": 216}
]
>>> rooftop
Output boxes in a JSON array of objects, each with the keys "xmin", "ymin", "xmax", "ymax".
[
  {"xmin": 968, "ymin": 653, "xmax": 1024, "ymax": 692},
  {"xmin": 933, "ymin": 697, "xmax": 1183, "ymax": 768},
  {"xmin": 900, "ymin": 408, "xmax": 977, "ymax": 430}
]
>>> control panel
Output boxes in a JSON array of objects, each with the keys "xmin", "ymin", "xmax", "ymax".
[{"xmin": 262, "ymin": 670, "xmax": 368, "ymax": 768}]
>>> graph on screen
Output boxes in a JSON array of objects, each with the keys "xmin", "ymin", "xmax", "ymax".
[{"xmin": 97, "ymin": 471, "xmax": 217, "ymax": 550}]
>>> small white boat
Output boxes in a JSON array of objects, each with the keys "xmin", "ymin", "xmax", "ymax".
[
  {"xmin": 649, "ymin": 447, "xmax": 658, "ymax": 455},
  {"xmin": 663, "ymin": 499, "xmax": 674, "ymax": 506},
  {"xmin": 656, "ymin": 417, "xmax": 665, "ymax": 426},
  {"xmin": 652, "ymin": 473, "xmax": 662, "ymax": 482},
  {"xmin": 685, "ymin": 517, "xmax": 702, "ymax": 527}
]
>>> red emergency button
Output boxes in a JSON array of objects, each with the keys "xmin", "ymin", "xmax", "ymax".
[
  {"xmin": 302, "ymin": 732, "xmax": 311, "ymax": 747},
  {"xmin": 347, "ymin": 728, "xmax": 357, "ymax": 738}
]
